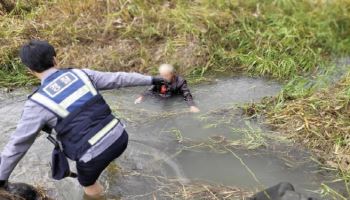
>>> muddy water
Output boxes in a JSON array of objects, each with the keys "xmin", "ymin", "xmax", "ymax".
[{"xmin": 0, "ymin": 77, "xmax": 332, "ymax": 199}]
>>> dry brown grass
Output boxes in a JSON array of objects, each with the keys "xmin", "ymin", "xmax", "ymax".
[
  {"xmin": 2, "ymin": 0, "xmax": 350, "ymax": 87},
  {"xmin": 253, "ymin": 73, "xmax": 350, "ymax": 173},
  {"xmin": 0, "ymin": 0, "xmax": 211, "ymax": 77},
  {"xmin": 0, "ymin": 187, "xmax": 52, "ymax": 200}
]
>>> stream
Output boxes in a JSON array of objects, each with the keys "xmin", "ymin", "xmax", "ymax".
[{"xmin": 0, "ymin": 77, "xmax": 336, "ymax": 199}]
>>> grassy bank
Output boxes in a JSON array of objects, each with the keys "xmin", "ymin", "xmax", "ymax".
[
  {"xmin": 2, "ymin": 0, "xmax": 350, "ymax": 197},
  {"xmin": 1, "ymin": 0, "xmax": 350, "ymax": 86}
]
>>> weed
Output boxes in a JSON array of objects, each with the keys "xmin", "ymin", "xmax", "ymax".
[{"xmin": 1, "ymin": 0, "xmax": 350, "ymax": 87}]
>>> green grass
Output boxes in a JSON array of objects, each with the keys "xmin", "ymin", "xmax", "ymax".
[
  {"xmin": 1, "ymin": 0, "xmax": 350, "ymax": 87},
  {"xmin": 0, "ymin": 58, "xmax": 37, "ymax": 87},
  {"xmin": 2, "ymin": 0, "xmax": 350, "ymax": 197}
]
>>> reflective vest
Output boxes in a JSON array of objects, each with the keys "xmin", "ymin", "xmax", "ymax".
[{"xmin": 29, "ymin": 69, "xmax": 119, "ymax": 161}]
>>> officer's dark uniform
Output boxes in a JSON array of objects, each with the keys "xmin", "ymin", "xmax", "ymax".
[{"xmin": 0, "ymin": 68, "xmax": 154, "ymax": 186}]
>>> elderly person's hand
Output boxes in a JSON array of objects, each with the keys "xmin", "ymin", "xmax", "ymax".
[
  {"xmin": 134, "ymin": 96, "xmax": 144, "ymax": 104},
  {"xmin": 190, "ymin": 106, "xmax": 200, "ymax": 113}
]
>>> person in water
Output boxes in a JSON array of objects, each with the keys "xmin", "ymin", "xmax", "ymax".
[
  {"xmin": 134, "ymin": 64, "xmax": 200, "ymax": 113},
  {"xmin": 0, "ymin": 40, "xmax": 165, "ymax": 199}
]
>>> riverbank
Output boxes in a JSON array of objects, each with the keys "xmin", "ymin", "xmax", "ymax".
[
  {"xmin": 245, "ymin": 64, "xmax": 350, "ymax": 198},
  {"xmin": 1, "ymin": 0, "xmax": 350, "ymax": 85},
  {"xmin": 1, "ymin": 0, "xmax": 350, "ymax": 199}
]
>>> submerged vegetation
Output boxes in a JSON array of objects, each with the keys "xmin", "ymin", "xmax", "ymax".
[
  {"xmin": 2, "ymin": 0, "xmax": 350, "ymax": 198},
  {"xmin": 121, "ymin": 170, "xmax": 251, "ymax": 199}
]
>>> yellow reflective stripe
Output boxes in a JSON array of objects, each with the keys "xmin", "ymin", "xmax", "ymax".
[
  {"xmin": 88, "ymin": 118, "xmax": 119, "ymax": 145},
  {"xmin": 59, "ymin": 85, "xmax": 90, "ymax": 109},
  {"xmin": 31, "ymin": 93, "xmax": 69, "ymax": 117},
  {"xmin": 72, "ymin": 69, "xmax": 97, "ymax": 96}
]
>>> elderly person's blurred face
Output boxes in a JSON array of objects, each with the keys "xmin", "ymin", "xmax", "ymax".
[
  {"xmin": 159, "ymin": 64, "xmax": 174, "ymax": 82},
  {"xmin": 160, "ymin": 71, "xmax": 173, "ymax": 82}
]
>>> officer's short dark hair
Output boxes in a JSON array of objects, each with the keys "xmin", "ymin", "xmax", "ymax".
[{"xmin": 19, "ymin": 40, "xmax": 56, "ymax": 73}]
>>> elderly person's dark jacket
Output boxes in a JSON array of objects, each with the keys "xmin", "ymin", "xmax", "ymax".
[{"xmin": 143, "ymin": 75, "xmax": 195, "ymax": 106}]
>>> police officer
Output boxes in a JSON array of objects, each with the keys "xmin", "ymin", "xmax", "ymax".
[{"xmin": 0, "ymin": 40, "xmax": 165, "ymax": 199}]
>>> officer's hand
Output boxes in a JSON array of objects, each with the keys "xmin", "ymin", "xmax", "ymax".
[{"xmin": 151, "ymin": 77, "xmax": 165, "ymax": 86}]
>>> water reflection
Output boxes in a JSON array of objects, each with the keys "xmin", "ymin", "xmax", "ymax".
[{"xmin": 0, "ymin": 77, "xmax": 332, "ymax": 199}]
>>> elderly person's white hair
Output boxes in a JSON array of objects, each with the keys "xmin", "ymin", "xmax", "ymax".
[{"xmin": 159, "ymin": 64, "xmax": 175, "ymax": 74}]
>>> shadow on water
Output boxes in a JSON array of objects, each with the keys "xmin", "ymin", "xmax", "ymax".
[{"xmin": 0, "ymin": 77, "xmax": 338, "ymax": 199}]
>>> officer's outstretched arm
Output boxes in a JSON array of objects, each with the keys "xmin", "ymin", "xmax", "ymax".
[
  {"xmin": 82, "ymin": 69, "xmax": 154, "ymax": 90},
  {"xmin": 0, "ymin": 100, "xmax": 48, "ymax": 182}
]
